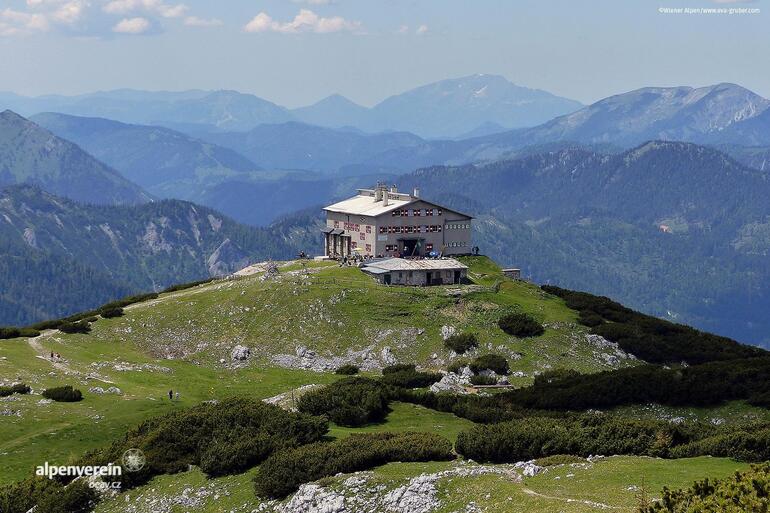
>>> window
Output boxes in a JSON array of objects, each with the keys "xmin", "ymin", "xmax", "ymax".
[
  {"xmin": 351, "ymin": 242, "xmax": 357, "ymax": 248},
  {"xmin": 359, "ymin": 233, "xmax": 366, "ymax": 241},
  {"xmin": 426, "ymin": 243, "xmax": 434, "ymax": 251},
  {"xmin": 379, "ymin": 226, "xmax": 387, "ymax": 234},
  {"xmin": 334, "ymin": 220, "xmax": 339, "ymax": 228},
  {"xmin": 365, "ymin": 244, "xmax": 372, "ymax": 252},
  {"xmin": 366, "ymin": 225, "xmax": 372, "ymax": 234},
  {"xmin": 426, "ymin": 208, "xmax": 434, "ymax": 216},
  {"xmin": 392, "ymin": 210, "xmax": 399, "ymax": 217},
  {"xmin": 413, "ymin": 209, "xmax": 421, "ymax": 216},
  {"xmin": 400, "ymin": 210, "xmax": 408, "ymax": 217},
  {"xmin": 437, "ymin": 209, "xmax": 443, "ymax": 216}
]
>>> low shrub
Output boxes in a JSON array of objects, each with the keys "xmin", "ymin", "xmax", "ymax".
[
  {"xmin": 669, "ymin": 426, "xmax": 770, "ymax": 462},
  {"xmin": 578, "ymin": 310, "xmax": 604, "ymax": 327},
  {"xmin": 456, "ymin": 415, "xmax": 685, "ymax": 463},
  {"xmin": 534, "ymin": 454, "xmax": 586, "ymax": 466},
  {"xmin": 542, "ymin": 285, "xmax": 765, "ymax": 365},
  {"xmin": 447, "ymin": 359, "xmax": 469, "ymax": 374},
  {"xmin": 334, "ymin": 364, "xmax": 360, "ymax": 375},
  {"xmin": 81, "ymin": 398, "xmax": 327, "ymax": 489},
  {"xmin": 253, "ymin": 432, "xmax": 454, "ymax": 499},
  {"xmin": 161, "ymin": 279, "xmax": 214, "ymax": 294},
  {"xmin": 58, "ymin": 321, "xmax": 91, "ymax": 335},
  {"xmin": 42, "ymin": 386, "xmax": 83, "ymax": 402},
  {"xmin": 469, "ymin": 354, "xmax": 510, "ymax": 375},
  {"xmin": 0, "ymin": 383, "xmax": 30, "ymax": 397},
  {"xmin": 444, "ymin": 333, "xmax": 479, "ymax": 354},
  {"xmin": 34, "ymin": 480, "xmax": 97, "ymax": 513},
  {"xmin": 642, "ymin": 463, "xmax": 770, "ymax": 513},
  {"xmin": 382, "ymin": 364, "xmax": 417, "ymax": 375},
  {"xmin": 297, "ymin": 377, "xmax": 390, "ymax": 427},
  {"xmin": 470, "ymin": 375, "xmax": 497, "ymax": 386},
  {"xmin": 498, "ymin": 313, "xmax": 545, "ymax": 338},
  {"xmin": 0, "ymin": 327, "xmax": 41, "ymax": 339},
  {"xmin": 0, "ymin": 478, "xmax": 59, "ymax": 513},
  {"xmin": 99, "ymin": 307, "xmax": 124, "ymax": 319},
  {"xmin": 380, "ymin": 368, "xmax": 442, "ymax": 389}
]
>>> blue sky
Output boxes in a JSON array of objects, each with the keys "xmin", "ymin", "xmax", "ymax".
[{"xmin": 0, "ymin": 0, "xmax": 766, "ymax": 107}]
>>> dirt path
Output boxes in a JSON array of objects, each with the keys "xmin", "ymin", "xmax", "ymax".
[
  {"xmin": 27, "ymin": 330, "xmax": 115, "ymax": 384},
  {"xmin": 521, "ymin": 488, "xmax": 619, "ymax": 510}
]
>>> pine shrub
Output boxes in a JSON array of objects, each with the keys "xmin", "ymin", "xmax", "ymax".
[
  {"xmin": 42, "ymin": 386, "xmax": 83, "ymax": 402},
  {"xmin": 444, "ymin": 333, "xmax": 479, "ymax": 354},
  {"xmin": 498, "ymin": 313, "xmax": 545, "ymax": 338}
]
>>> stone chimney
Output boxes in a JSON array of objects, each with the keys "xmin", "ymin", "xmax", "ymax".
[
  {"xmin": 413, "ymin": 187, "xmax": 420, "ymax": 198},
  {"xmin": 390, "ymin": 185, "xmax": 398, "ymax": 194}
]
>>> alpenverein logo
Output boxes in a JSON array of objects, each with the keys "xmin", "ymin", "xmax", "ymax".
[{"xmin": 121, "ymin": 448, "xmax": 146, "ymax": 472}]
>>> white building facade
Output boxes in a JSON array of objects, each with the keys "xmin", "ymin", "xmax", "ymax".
[{"xmin": 322, "ymin": 184, "xmax": 473, "ymax": 258}]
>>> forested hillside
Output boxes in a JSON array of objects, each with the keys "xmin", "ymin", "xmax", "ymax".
[
  {"xmin": 0, "ymin": 185, "xmax": 300, "ymax": 326},
  {"xmin": 0, "ymin": 110, "xmax": 151, "ymax": 205}
]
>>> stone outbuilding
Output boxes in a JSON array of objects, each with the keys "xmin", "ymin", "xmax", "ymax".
[{"xmin": 361, "ymin": 257, "xmax": 468, "ymax": 286}]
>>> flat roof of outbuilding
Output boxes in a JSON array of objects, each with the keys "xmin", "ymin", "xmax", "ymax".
[{"xmin": 362, "ymin": 258, "xmax": 468, "ymax": 272}]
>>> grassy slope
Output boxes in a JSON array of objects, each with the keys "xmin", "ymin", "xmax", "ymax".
[
  {"xmin": 92, "ymin": 457, "xmax": 750, "ymax": 513},
  {"xmin": 0, "ymin": 256, "xmax": 761, "ymax": 511}
]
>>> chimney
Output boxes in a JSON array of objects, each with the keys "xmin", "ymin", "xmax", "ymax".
[
  {"xmin": 413, "ymin": 187, "xmax": 420, "ymax": 198},
  {"xmin": 375, "ymin": 187, "xmax": 383, "ymax": 202},
  {"xmin": 390, "ymin": 185, "xmax": 398, "ymax": 194},
  {"xmin": 383, "ymin": 192, "xmax": 389, "ymax": 206}
]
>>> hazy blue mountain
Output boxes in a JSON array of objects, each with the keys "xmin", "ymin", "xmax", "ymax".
[
  {"xmin": 2, "ymin": 90, "xmax": 294, "ymax": 132},
  {"xmin": 362, "ymin": 74, "xmax": 583, "ymax": 138},
  {"xmin": 201, "ymin": 121, "xmax": 427, "ymax": 173},
  {"xmin": 501, "ymin": 83, "xmax": 770, "ymax": 148},
  {"xmin": 718, "ymin": 145, "xmax": 770, "ymax": 171},
  {"xmin": 392, "ymin": 141, "xmax": 770, "ymax": 345},
  {"xmin": 292, "ymin": 94, "xmax": 370, "ymax": 128},
  {"xmin": 455, "ymin": 121, "xmax": 509, "ymax": 139},
  {"xmin": 0, "ymin": 110, "xmax": 151, "ymax": 205},
  {"xmin": 0, "ymin": 185, "xmax": 299, "ymax": 326},
  {"xmin": 31, "ymin": 113, "xmax": 262, "ymax": 194}
]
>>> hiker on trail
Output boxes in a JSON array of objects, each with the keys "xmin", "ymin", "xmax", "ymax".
[
  {"xmin": 168, "ymin": 389, "xmax": 173, "ymax": 400},
  {"xmin": 50, "ymin": 352, "xmax": 54, "ymax": 359}
]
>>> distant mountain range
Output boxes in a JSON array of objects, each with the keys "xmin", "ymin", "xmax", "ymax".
[
  {"xmin": 0, "ymin": 185, "xmax": 302, "ymax": 326},
  {"xmin": 1, "ymin": 75, "xmax": 583, "ymax": 139},
  {"xmin": 31, "ymin": 112, "xmax": 263, "ymax": 198},
  {"xmin": 0, "ymin": 110, "xmax": 151, "ymax": 205}
]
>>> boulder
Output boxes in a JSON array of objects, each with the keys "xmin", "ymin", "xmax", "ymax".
[
  {"xmin": 441, "ymin": 325, "xmax": 457, "ymax": 341},
  {"xmin": 231, "ymin": 345, "xmax": 251, "ymax": 361}
]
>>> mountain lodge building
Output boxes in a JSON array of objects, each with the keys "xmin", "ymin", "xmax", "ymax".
[{"xmin": 321, "ymin": 183, "xmax": 473, "ymax": 259}]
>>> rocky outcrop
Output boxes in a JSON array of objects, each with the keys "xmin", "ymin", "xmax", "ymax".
[{"xmin": 207, "ymin": 238, "xmax": 249, "ymax": 276}]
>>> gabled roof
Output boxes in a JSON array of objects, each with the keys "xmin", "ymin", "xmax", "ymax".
[{"xmin": 323, "ymin": 194, "xmax": 416, "ymax": 217}]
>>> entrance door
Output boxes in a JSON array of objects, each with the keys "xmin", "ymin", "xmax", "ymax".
[
  {"xmin": 401, "ymin": 239, "xmax": 420, "ymax": 257},
  {"xmin": 454, "ymin": 271, "xmax": 462, "ymax": 284},
  {"xmin": 426, "ymin": 272, "xmax": 432, "ymax": 285},
  {"xmin": 384, "ymin": 274, "xmax": 392, "ymax": 285}
]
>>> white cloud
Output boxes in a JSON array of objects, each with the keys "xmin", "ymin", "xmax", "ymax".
[
  {"xmin": 396, "ymin": 24, "xmax": 409, "ymax": 35},
  {"xmin": 415, "ymin": 24, "xmax": 429, "ymax": 35},
  {"xmin": 112, "ymin": 16, "xmax": 150, "ymax": 33},
  {"xmin": 244, "ymin": 9, "xmax": 362, "ymax": 34},
  {"xmin": 183, "ymin": 15, "xmax": 222, "ymax": 27},
  {"xmin": 103, "ymin": 0, "xmax": 187, "ymax": 19},
  {"xmin": 0, "ymin": 8, "xmax": 50, "ymax": 35}
]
